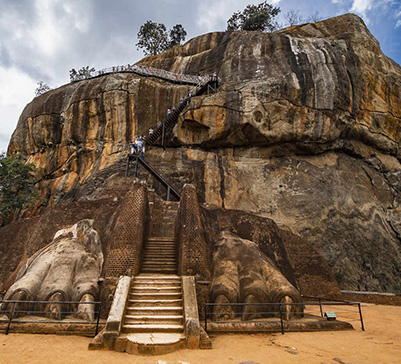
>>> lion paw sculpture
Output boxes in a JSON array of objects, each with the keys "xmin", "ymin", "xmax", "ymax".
[
  {"xmin": 1, "ymin": 219, "xmax": 103, "ymax": 321},
  {"xmin": 210, "ymin": 231, "xmax": 303, "ymax": 321}
]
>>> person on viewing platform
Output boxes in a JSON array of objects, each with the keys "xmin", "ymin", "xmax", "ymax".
[
  {"xmin": 158, "ymin": 120, "xmax": 162, "ymax": 128},
  {"xmin": 167, "ymin": 108, "xmax": 171, "ymax": 117},
  {"xmin": 149, "ymin": 128, "xmax": 154, "ymax": 136},
  {"xmin": 180, "ymin": 97, "xmax": 184, "ymax": 104},
  {"xmin": 130, "ymin": 141, "xmax": 136, "ymax": 155}
]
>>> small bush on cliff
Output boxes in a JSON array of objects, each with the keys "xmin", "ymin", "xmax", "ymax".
[
  {"xmin": 35, "ymin": 81, "xmax": 51, "ymax": 97},
  {"xmin": 136, "ymin": 20, "xmax": 187, "ymax": 56},
  {"xmin": 69, "ymin": 66, "xmax": 96, "ymax": 81},
  {"xmin": 227, "ymin": 1, "xmax": 281, "ymax": 31},
  {"xmin": 0, "ymin": 153, "xmax": 37, "ymax": 226}
]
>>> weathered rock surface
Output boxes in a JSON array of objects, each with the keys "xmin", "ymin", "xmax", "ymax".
[
  {"xmin": 210, "ymin": 230, "xmax": 303, "ymax": 321},
  {"xmin": 2, "ymin": 219, "xmax": 103, "ymax": 320},
  {"xmin": 5, "ymin": 14, "xmax": 401, "ymax": 292}
]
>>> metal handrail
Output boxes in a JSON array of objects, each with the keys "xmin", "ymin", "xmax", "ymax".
[
  {"xmin": 0, "ymin": 299, "xmax": 102, "ymax": 336},
  {"xmin": 204, "ymin": 301, "xmax": 365, "ymax": 335},
  {"xmin": 128, "ymin": 155, "xmax": 181, "ymax": 201},
  {"xmin": 70, "ymin": 62, "xmax": 221, "ymax": 86}
]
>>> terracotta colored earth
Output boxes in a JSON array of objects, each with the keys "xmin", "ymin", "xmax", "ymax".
[{"xmin": 0, "ymin": 303, "xmax": 400, "ymax": 364}]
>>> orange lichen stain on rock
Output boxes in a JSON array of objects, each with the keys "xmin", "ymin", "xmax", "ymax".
[
  {"xmin": 48, "ymin": 172, "xmax": 78, "ymax": 204},
  {"xmin": 86, "ymin": 100, "xmax": 99, "ymax": 141},
  {"xmin": 213, "ymin": 106, "xmax": 227, "ymax": 138},
  {"xmin": 99, "ymin": 143, "xmax": 120, "ymax": 171},
  {"xmin": 203, "ymin": 152, "xmax": 223, "ymax": 207}
]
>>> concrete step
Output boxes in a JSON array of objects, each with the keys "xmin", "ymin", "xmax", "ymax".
[
  {"xmin": 121, "ymin": 324, "xmax": 184, "ymax": 333},
  {"xmin": 126, "ymin": 307, "xmax": 183, "ymax": 315},
  {"xmin": 115, "ymin": 333, "xmax": 185, "ymax": 355},
  {"xmin": 128, "ymin": 299, "xmax": 183, "ymax": 307},
  {"xmin": 124, "ymin": 315, "xmax": 183, "ymax": 324}
]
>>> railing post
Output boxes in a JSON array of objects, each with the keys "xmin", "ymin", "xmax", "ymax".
[
  {"xmin": 134, "ymin": 156, "xmax": 139, "ymax": 177},
  {"xmin": 5, "ymin": 302, "xmax": 16, "ymax": 335},
  {"xmin": 279, "ymin": 304, "xmax": 284, "ymax": 335},
  {"xmin": 167, "ymin": 186, "xmax": 171, "ymax": 201},
  {"xmin": 95, "ymin": 302, "xmax": 102, "ymax": 336},
  {"xmin": 204, "ymin": 304, "xmax": 207, "ymax": 333},
  {"xmin": 358, "ymin": 303, "xmax": 365, "ymax": 331},
  {"xmin": 319, "ymin": 298, "xmax": 323, "ymax": 318}
]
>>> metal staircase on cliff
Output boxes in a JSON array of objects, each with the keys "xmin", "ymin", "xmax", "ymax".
[
  {"xmin": 125, "ymin": 76, "xmax": 219, "ymax": 199},
  {"xmin": 144, "ymin": 75, "xmax": 219, "ymax": 148}
]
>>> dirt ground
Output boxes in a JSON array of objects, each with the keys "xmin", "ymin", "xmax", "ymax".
[{"xmin": 0, "ymin": 303, "xmax": 400, "ymax": 364}]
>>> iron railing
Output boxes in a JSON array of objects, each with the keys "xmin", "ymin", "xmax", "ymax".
[
  {"xmin": 70, "ymin": 63, "xmax": 220, "ymax": 86},
  {"xmin": 0, "ymin": 299, "xmax": 102, "ymax": 336},
  {"xmin": 204, "ymin": 299, "xmax": 364, "ymax": 335}
]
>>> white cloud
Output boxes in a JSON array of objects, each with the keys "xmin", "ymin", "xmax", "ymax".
[
  {"xmin": 197, "ymin": 0, "xmax": 281, "ymax": 32},
  {"xmin": 396, "ymin": 19, "xmax": 401, "ymax": 28},
  {"xmin": 350, "ymin": 0, "xmax": 373, "ymax": 17},
  {"xmin": 0, "ymin": 66, "xmax": 37, "ymax": 152}
]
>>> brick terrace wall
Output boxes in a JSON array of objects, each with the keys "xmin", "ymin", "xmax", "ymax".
[
  {"xmin": 175, "ymin": 184, "xmax": 211, "ymax": 280},
  {"xmin": 103, "ymin": 180, "xmax": 149, "ymax": 277}
]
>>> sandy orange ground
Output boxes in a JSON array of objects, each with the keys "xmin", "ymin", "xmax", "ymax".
[{"xmin": 0, "ymin": 303, "xmax": 400, "ymax": 364}]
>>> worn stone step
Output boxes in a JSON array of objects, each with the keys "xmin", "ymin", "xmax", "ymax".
[
  {"xmin": 132, "ymin": 283, "xmax": 180, "ymax": 288},
  {"xmin": 124, "ymin": 315, "xmax": 183, "ymax": 324},
  {"xmin": 135, "ymin": 274, "xmax": 180, "ymax": 280},
  {"xmin": 141, "ymin": 268, "xmax": 177, "ymax": 273},
  {"xmin": 121, "ymin": 324, "xmax": 184, "ymax": 333},
  {"xmin": 130, "ymin": 293, "xmax": 182, "ymax": 300},
  {"xmin": 128, "ymin": 299, "xmax": 183, "ymax": 307},
  {"xmin": 141, "ymin": 262, "xmax": 177, "ymax": 267},
  {"xmin": 131, "ymin": 287, "xmax": 181, "ymax": 294},
  {"xmin": 142, "ymin": 256, "xmax": 176, "ymax": 261},
  {"xmin": 125, "ymin": 307, "xmax": 183, "ymax": 315},
  {"xmin": 147, "ymin": 237, "xmax": 175, "ymax": 242}
]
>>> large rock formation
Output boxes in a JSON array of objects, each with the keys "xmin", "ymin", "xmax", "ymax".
[{"xmin": 5, "ymin": 14, "xmax": 401, "ymax": 292}]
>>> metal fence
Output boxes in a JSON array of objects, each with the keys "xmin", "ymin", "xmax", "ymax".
[
  {"xmin": 70, "ymin": 63, "xmax": 213, "ymax": 85},
  {"xmin": 0, "ymin": 299, "xmax": 102, "ymax": 336},
  {"xmin": 204, "ymin": 297, "xmax": 364, "ymax": 335}
]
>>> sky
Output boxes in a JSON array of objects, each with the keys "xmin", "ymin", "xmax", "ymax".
[{"xmin": 0, "ymin": 0, "xmax": 400, "ymax": 153}]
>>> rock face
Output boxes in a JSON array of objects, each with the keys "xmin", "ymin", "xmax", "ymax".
[{"xmin": 6, "ymin": 14, "xmax": 401, "ymax": 292}]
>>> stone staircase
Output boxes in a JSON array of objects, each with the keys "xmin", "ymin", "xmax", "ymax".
[
  {"xmin": 141, "ymin": 237, "xmax": 177, "ymax": 274},
  {"xmin": 115, "ymin": 199, "xmax": 186, "ymax": 354}
]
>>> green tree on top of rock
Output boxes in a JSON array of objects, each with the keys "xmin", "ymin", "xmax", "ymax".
[
  {"xmin": 227, "ymin": 1, "xmax": 281, "ymax": 32},
  {"xmin": 69, "ymin": 66, "xmax": 96, "ymax": 81},
  {"xmin": 0, "ymin": 152, "xmax": 37, "ymax": 226},
  {"xmin": 136, "ymin": 21, "xmax": 187, "ymax": 56}
]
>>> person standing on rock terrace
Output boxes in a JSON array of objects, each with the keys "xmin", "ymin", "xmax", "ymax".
[
  {"xmin": 167, "ymin": 108, "xmax": 171, "ymax": 118},
  {"xmin": 130, "ymin": 141, "xmax": 136, "ymax": 155}
]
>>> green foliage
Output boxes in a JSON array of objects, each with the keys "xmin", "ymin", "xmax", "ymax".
[
  {"xmin": 169, "ymin": 24, "xmax": 187, "ymax": 48},
  {"xmin": 35, "ymin": 81, "xmax": 51, "ymax": 97},
  {"xmin": 227, "ymin": 1, "xmax": 281, "ymax": 32},
  {"xmin": 0, "ymin": 152, "xmax": 37, "ymax": 226},
  {"xmin": 136, "ymin": 20, "xmax": 187, "ymax": 56},
  {"xmin": 69, "ymin": 66, "xmax": 96, "ymax": 81}
]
